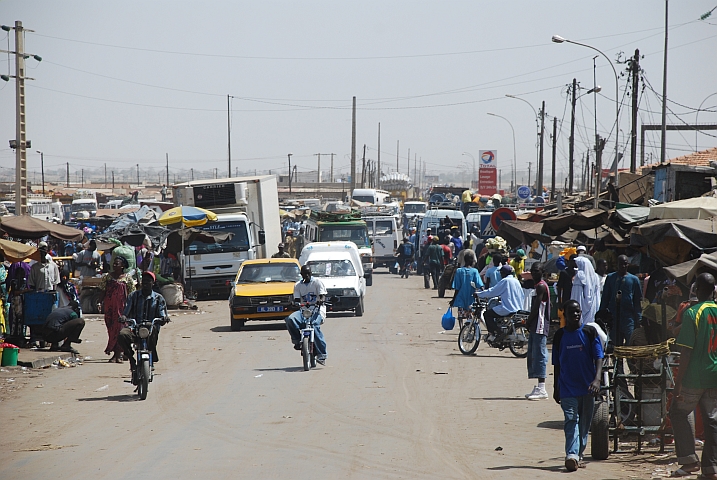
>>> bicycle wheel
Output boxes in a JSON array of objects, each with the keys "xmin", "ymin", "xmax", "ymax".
[
  {"xmin": 458, "ymin": 321, "xmax": 480, "ymax": 355},
  {"xmin": 509, "ymin": 326, "xmax": 529, "ymax": 358},
  {"xmin": 302, "ymin": 337, "xmax": 310, "ymax": 371}
]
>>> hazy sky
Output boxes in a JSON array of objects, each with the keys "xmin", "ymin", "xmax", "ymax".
[{"xmin": 1, "ymin": 1, "xmax": 716, "ymax": 186}]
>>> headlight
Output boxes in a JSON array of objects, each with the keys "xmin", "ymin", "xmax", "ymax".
[
  {"xmin": 138, "ymin": 327, "xmax": 150, "ymax": 339},
  {"xmin": 342, "ymin": 289, "xmax": 358, "ymax": 297}
]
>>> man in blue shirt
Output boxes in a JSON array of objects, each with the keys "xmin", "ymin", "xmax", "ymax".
[
  {"xmin": 449, "ymin": 253, "xmax": 483, "ymax": 325},
  {"xmin": 552, "ymin": 300, "xmax": 604, "ymax": 472},
  {"xmin": 484, "ymin": 254, "xmax": 503, "ymax": 289},
  {"xmin": 397, "ymin": 238, "xmax": 415, "ymax": 278},
  {"xmin": 599, "ymin": 254, "xmax": 642, "ymax": 346},
  {"xmin": 477, "ymin": 265, "xmax": 524, "ymax": 339}
]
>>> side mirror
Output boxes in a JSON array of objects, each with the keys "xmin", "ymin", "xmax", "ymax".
[{"xmin": 258, "ymin": 230, "xmax": 266, "ymax": 245}]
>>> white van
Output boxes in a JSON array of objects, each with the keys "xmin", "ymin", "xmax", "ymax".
[
  {"xmin": 299, "ymin": 242, "xmax": 366, "ymax": 316},
  {"xmin": 352, "ymin": 188, "xmax": 390, "ymax": 205},
  {"xmin": 362, "ymin": 215, "xmax": 401, "ymax": 271},
  {"xmin": 419, "ymin": 209, "xmax": 467, "ymax": 246}
]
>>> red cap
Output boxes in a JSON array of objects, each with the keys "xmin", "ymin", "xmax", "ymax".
[{"xmin": 142, "ymin": 271, "xmax": 156, "ymax": 282}]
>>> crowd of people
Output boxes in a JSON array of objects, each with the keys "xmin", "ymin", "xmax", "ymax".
[{"xmin": 388, "ymin": 215, "xmax": 717, "ymax": 475}]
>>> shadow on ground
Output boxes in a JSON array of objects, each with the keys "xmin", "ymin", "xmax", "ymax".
[{"xmin": 77, "ymin": 395, "xmax": 138, "ymax": 402}]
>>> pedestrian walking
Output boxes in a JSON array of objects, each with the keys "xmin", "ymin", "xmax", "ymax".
[
  {"xmin": 570, "ymin": 256, "xmax": 601, "ymax": 326},
  {"xmin": 669, "ymin": 272, "xmax": 717, "ymax": 479},
  {"xmin": 525, "ymin": 263, "xmax": 550, "ymax": 400},
  {"xmin": 552, "ymin": 300, "xmax": 603, "ymax": 472},
  {"xmin": 599, "ymin": 255, "xmax": 642, "ymax": 346},
  {"xmin": 424, "ymin": 237, "xmax": 443, "ymax": 290}
]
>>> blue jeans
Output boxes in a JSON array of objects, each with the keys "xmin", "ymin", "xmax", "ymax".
[
  {"xmin": 527, "ymin": 333, "xmax": 547, "ymax": 379},
  {"xmin": 669, "ymin": 387, "xmax": 717, "ymax": 474},
  {"xmin": 561, "ymin": 395, "xmax": 595, "ymax": 460},
  {"xmin": 285, "ymin": 310, "xmax": 327, "ymax": 360}
]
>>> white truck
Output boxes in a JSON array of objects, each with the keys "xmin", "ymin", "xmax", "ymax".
[
  {"xmin": 172, "ymin": 175, "xmax": 282, "ymax": 297},
  {"xmin": 71, "ymin": 190, "xmax": 98, "ymax": 220}
]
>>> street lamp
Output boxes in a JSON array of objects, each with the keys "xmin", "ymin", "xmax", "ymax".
[
  {"xmin": 552, "ymin": 34, "xmax": 620, "ymax": 203},
  {"xmin": 287, "ymin": 153, "xmax": 293, "ymax": 193},
  {"xmin": 505, "ymin": 94, "xmax": 540, "ymax": 191},
  {"xmin": 487, "ymin": 113, "xmax": 517, "ymax": 193},
  {"xmin": 461, "ymin": 152, "xmax": 475, "ymax": 189},
  {"xmin": 35, "ymin": 150, "xmax": 44, "ymax": 194}
]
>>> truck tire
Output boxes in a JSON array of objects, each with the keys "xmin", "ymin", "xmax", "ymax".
[
  {"xmin": 365, "ymin": 274, "xmax": 372, "ymax": 287},
  {"xmin": 355, "ymin": 296, "xmax": 364, "ymax": 317}
]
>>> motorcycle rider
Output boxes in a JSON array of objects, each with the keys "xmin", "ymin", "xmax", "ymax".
[
  {"xmin": 396, "ymin": 237, "xmax": 415, "ymax": 278},
  {"xmin": 477, "ymin": 264, "xmax": 525, "ymax": 341},
  {"xmin": 117, "ymin": 271, "xmax": 169, "ymax": 374},
  {"xmin": 285, "ymin": 265, "xmax": 328, "ymax": 365}
]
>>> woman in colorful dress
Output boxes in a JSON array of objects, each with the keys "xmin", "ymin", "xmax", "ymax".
[{"xmin": 99, "ymin": 256, "xmax": 135, "ymax": 363}]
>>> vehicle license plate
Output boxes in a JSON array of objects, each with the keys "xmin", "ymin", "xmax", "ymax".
[{"xmin": 257, "ymin": 306, "xmax": 283, "ymax": 313}]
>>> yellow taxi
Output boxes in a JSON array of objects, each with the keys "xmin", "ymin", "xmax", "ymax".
[{"xmin": 229, "ymin": 258, "xmax": 301, "ymax": 331}]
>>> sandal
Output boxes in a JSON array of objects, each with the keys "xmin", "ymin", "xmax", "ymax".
[{"xmin": 672, "ymin": 467, "xmax": 700, "ymax": 477}]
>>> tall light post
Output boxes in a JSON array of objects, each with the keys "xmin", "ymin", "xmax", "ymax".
[
  {"xmin": 461, "ymin": 152, "xmax": 475, "ymax": 189},
  {"xmin": 552, "ymin": 34, "xmax": 620, "ymax": 199},
  {"xmin": 505, "ymin": 94, "xmax": 540, "ymax": 189},
  {"xmin": 487, "ymin": 113, "xmax": 517, "ymax": 193},
  {"xmin": 35, "ymin": 150, "xmax": 44, "ymax": 194},
  {"xmin": 287, "ymin": 153, "xmax": 293, "ymax": 193}
]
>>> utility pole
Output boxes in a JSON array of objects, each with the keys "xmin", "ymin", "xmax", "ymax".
[
  {"xmin": 104, "ymin": 162, "xmax": 106, "ymax": 187},
  {"xmin": 528, "ymin": 162, "xmax": 532, "ymax": 189},
  {"xmin": 330, "ymin": 153, "xmax": 334, "ymax": 183},
  {"xmin": 630, "ymin": 49, "xmax": 640, "ymax": 173},
  {"xmin": 660, "ymin": 1, "xmax": 669, "ymax": 164},
  {"xmin": 288, "ymin": 153, "xmax": 293, "ymax": 193},
  {"xmin": 227, "ymin": 94, "xmax": 232, "ymax": 177},
  {"xmin": 350, "ymin": 96, "xmax": 357, "ymax": 192},
  {"xmin": 537, "ymin": 100, "xmax": 545, "ymax": 196},
  {"xmin": 594, "ymin": 137, "xmax": 606, "ymax": 208},
  {"xmin": 81, "ymin": 168, "xmax": 84, "ymax": 187},
  {"xmin": 136, "ymin": 164, "xmax": 140, "ymax": 184},
  {"xmin": 38, "ymin": 151, "xmax": 45, "ymax": 194},
  {"xmin": 580, "ymin": 153, "xmax": 585, "ymax": 191},
  {"xmin": 315, "ymin": 153, "xmax": 321, "ymax": 183},
  {"xmin": 190, "ymin": 168, "xmax": 194, "ymax": 181},
  {"xmin": 377, "ymin": 123, "xmax": 381, "ymax": 189},
  {"xmin": 396, "ymin": 140, "xmax": 399, "ymax": 173},
  {"xmin": 407, "ymin": 148, "xmax": 410, "ymax": 178},
  {"xmin": 166, "ymin": 153, "xmax": 169, "ymax": 186},
  {"xmin": 112, "ymin": 171, "xmax": 115, "ymax": 190},
  {"xmin": 361, "ymin": 145, "xmax": 366, "ymax": 188},
  {"xmin": 569, "ymin": 78, "xmax": 577, "ymax": 194},
  {"xmin": 414, "ymin": 153, "xmax": 417, "ymax": 187},
  {"xmin": 551, "ymin": 116, "xmax": 557, "ymax": 201},
  {"xmin": 66, "ymin": 162, "xmax": 70, "ymax": 187}
]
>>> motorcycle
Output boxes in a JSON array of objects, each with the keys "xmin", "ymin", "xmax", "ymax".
[
  {"xmin": 458, "ymin": 295, "xmax": 530, "ymax": 358},
  {"xmin": 296, "ymin": 301, "xmax": 330, "ymax": 371},
  {"xmin": 122, "ymin": 317, "xmax": 167, "ymax": 400}
]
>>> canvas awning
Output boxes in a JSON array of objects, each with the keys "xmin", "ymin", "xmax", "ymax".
[
  {"xmin": 0, "ymin": 238, "xmax": 40, "ymax": 263},
  {"xmin": 664, "ymin": 251, "xmax": 717, "ymax": 285},
  {"xmin": 541, "ymin": 209, "xmax": 608, "ymax": 236},
  {"xmin": 630, "ymin": 218, "xmax": 717, "ymax": 266},
  {"xmin": 497, "ymin": 220, "xmax": 551, "ymax": 248},
  {"xmin": 0, "ymin": 215, "xmax": 85, "ymax": 242},
  {"xmin": 648, "ymin": 197, "xmax": 717, "ymax": 220}
]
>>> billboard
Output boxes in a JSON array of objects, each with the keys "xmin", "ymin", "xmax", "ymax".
[{"xmin": 478, "ymin": 150, "xmax": 497, "ymax": 195}]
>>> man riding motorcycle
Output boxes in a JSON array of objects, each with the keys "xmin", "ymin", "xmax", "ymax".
[
  {"xmin": 284, "ymin": 265, "xmax": 328, "ymax": 365},
  {"xmin": 477, "ymin": 264, "xmax": 525, "ymax": 340},
  {"xmin": 117, "ymin": 271, "xmax": 169, "ymax": 374}
]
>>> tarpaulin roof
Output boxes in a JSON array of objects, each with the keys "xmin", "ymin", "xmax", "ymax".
[
  {"xmin": 664, "ymin": 251, "xmax": 717, "ymax": 285},
  {"xmin": 0, "ymin": 215, "xmax": 85, "ymax": 241},
  {"xmin": 164, "ymin": 228, "xmax": 233, "ymax": 255},
  {"xmin": 614, "ymin": 206, "xmax": 650, "ymax": 226},
  {"xmin": 107, "ymin": 205, "xmax": 158, "ymax": 231},
  {"xmin": 497, "ymin": 220, "xmax": 551, "ymax": 248},
  {"xmin": 648, "ymin": 197, "xmax": 717, "ymax": 220},
  {"xmin": 630, "ymin": 218, "xmax": 717, "ymax": 266},
  {"xmin": 0, "ymin": 238, "xmax": 39, "ymax": 263},
  {"xmin": 541, "ymin": 209, "xmax": 608, "ymax": 236}
]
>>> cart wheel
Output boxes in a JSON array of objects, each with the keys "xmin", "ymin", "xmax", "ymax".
[{"xmin": 591, "ymin": 399, "xmax": 610, "ymax": 460}]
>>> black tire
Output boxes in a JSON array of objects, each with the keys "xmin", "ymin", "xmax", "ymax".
[
  {"xmin": 355, "ymin": 296, "xmax": 364, "ymax": 317},
  {"xmin": 365, "ymin": 274, "xmax": 373, "ymax": 287},
  {"xmin": 310, "ymin": 354, "xmax": 317, "ymax": 368},
  {"xmin": 591, "ymin": 399, "xmax": 610, "ymax": 460},
  {"xmin": 458, "ymin": 322, "xmax": 480, "ymax": 355},
  {"xmin": 230, "ymin": 317, "xmax": 244, "ymax": 331},
  {"xmin": 138, "ymin": 360, "xmax": 150, "ymax": 400},
  {"xmin": 302, "ymin": 337, "xmax": 310, "ymax": 371},
  {"xmin": 509, "ymin": 326, "xmax": 529, "ymax": 358}
]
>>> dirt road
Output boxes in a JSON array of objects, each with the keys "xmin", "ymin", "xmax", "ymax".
[{"xmin": 0, "ymin": 272, "xmax": 667, "ymax": 479}]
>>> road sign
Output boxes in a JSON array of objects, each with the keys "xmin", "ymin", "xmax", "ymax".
[
  {"xmin": 478, "ymin": 150, "xmax": 497, "ymax": 195},
  {"xmin": 490, "ymin": 207, "xmax": 516, "ymax": 231},
  {"xmin": 517, "ymin": 185, "xmax": 531, "ymax": 200}
]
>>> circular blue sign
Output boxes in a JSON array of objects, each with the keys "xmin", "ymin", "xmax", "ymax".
[{"xmin": 517, "ymin": 186, "xmax": 531, "ymax": 199}]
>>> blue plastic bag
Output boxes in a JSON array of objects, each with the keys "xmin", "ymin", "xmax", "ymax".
[{"xmin": 441, "ymin": 306, "xmax": 456, "ymax": 331}]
